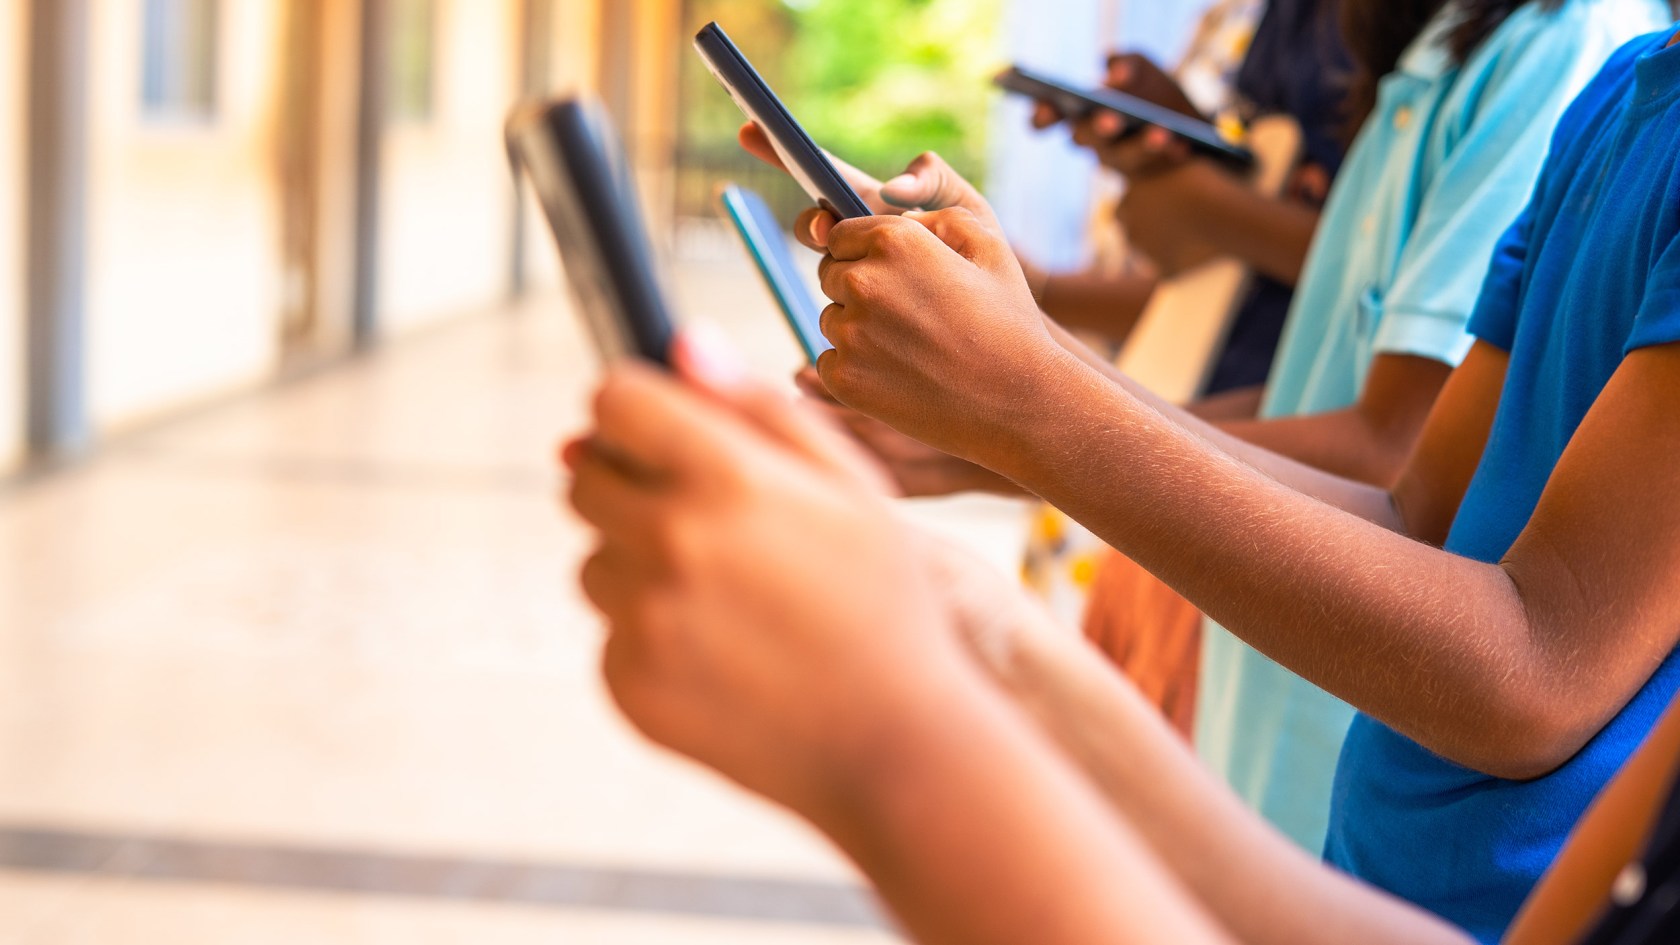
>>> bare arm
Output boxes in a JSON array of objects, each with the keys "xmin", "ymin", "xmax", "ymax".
[
  {"xmin": 1033, "ymin": 266, "xmax": 1161, "ymax": 342},
  {"xmin": 980, "ymin": 604, "xmax": 1473, "ymax": 945},
  {"xmin": 1219, "ymin": 354, "xmax": 1456, "ymax": 487},
  {"xmin": 1115, "ymin": 158, "xmax": 1321, "ymax": 284},
  {"xmin": 964, "ymin": 341, "xmax": 1680, "ymax": 778},
  {"xmin": 1040, "ymin": 316, "xmax": 1404, "ymax": 527},
  {"xmin": 811, "ymin": 668, "xmax": 1235, "ymax": 945}
]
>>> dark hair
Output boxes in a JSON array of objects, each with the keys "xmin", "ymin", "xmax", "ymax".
[{"xmin": 1339, "ymin": 0, "xmax": 1568, "ymax": 133}]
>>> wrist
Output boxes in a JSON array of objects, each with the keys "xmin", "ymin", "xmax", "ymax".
[
  {"xmin": 960, "ymin": 341, "xmax": 1100, "ymax": 476},
  {"xmin": 796, "ymin": 657, "xmax": 1006, "ymax": 827}
]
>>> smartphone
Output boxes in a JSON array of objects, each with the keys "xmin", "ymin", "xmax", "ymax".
[
  {"xmin": 694, "ymin": 22, "xmax": 873, "ymax": 220},
  {"xmin": 719, "ymin": 184, "xmax": 832, "ymax": 363},
  {"xmin": 505, "ymin": 97, "xmax": 678, "ymax": 366},
  {"xmin": 995, "ymin": 65, "xmax": 1255, "ymax": 170}
]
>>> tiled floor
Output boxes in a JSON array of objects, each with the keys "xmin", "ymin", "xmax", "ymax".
[{"xmin": 0, "ymin": 255, "xmax": 1030, "ymax": 944}]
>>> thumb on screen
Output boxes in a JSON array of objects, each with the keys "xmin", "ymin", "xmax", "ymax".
[{"xmin": 880, "ymin": 152, "xmax": 981, "ymax": 214}]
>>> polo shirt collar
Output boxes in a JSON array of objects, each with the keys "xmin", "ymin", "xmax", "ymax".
[{"xmin": 1396, "ymin": 7, "xmax": 1460, "ymax": 80}]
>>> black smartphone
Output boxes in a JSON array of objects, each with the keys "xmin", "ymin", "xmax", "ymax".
[
  {"xmin": 505, "ymin": 97, "xmax": 677, "ymax": 366},
  {"xmin": 995, "ymin": 65, "xmax": 1255, "ymax": 170},
  {"xmin": 719, "ymin": 184, "xmax": 832, "ymax": 363},
  {"xmin": 694, "ymin": 22, "xmax": 873, "ymax": 220}
]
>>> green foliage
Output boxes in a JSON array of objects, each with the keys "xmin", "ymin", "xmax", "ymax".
[
  {"xmin": 680, "ymin": 0, "xmax": 1001, "ymax": 183},
  {"xmin": 782, "ymin": 0, "xmax": 1001, "ymax": 180}
]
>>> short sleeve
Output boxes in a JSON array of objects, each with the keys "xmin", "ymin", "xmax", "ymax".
[
  {"xmin": 1374, "ymin": 10, "xmax": 1634, "ymax": 365},
  {"xmin": 1627, "ymin": 234, "xmax": 1680, "ymax": 354},
  {"xmin": 1464, "ymin": 203, "xmax": 1535, "ymax": 353}
]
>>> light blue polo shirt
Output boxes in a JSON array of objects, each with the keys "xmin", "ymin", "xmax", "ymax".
[{"xmin": 1193, "ymin": 0, "xmax": 1671, "ymax": 853}]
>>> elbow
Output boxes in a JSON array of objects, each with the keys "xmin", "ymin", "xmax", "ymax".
[{"xmin": 1443, "ymin": 689, "xmax": 1602, "ymax": 782}]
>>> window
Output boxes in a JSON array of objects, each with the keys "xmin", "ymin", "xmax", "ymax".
[
  {"xmin": 389, "ymin": 0, "xmax": 439, "ymax": 123},
  {"xmin": 141, "ymin": 0, "xmax": 220, "ymax": 120}
]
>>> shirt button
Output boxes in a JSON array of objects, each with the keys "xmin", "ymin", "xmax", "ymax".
[
  {"xmin": 1394, "ymin": 106, "xmax": 1413, "ymax": 131},
  {"xmin": 1362, "ymin": 215, "xmax": 1377, "ymax": 237},
  {"xmin": 1613, "ymin": 863, "xmax": 1647, "ymax": 906}
]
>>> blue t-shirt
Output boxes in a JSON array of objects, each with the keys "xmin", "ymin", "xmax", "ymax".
[
  {"xmin": 1198, "ymin": 0, "xmax": 1666, "ymax": 855},
  {"xmin": 1327, "ymin": 31, "xmax": 1680, "ymax": 944}
]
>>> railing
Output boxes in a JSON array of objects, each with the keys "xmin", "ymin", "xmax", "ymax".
[{"xmin": 671, "ymin": 144, "xmax": 815, "ymax": 231}]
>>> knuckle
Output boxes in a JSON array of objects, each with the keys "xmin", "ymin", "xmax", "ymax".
[
  {"xmin": 874, "ymin": 217, "xmax": 918, "ymax": 251},
  {"xmin": 818, "ymin": 302, "xmax": 844, "ymax": 340},
  {"xmin": 579, "ymin": 550, "xmax": 612, "ymax": 606}
]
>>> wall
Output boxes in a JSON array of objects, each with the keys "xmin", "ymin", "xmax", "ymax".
[
  {"xmin": 0, "ymin": 3, "xmax": 24, "ymax": 470},
  {"xmin": 518, "ymin": 0, "xmax": 604, "ymax": 293},
  {"xmin": 377, "ymin": 0, "xmax": 523, "ymax": 333},
  {"xmin": 85, "ymin": 0, "xmax": 286, "ymax": 431}
]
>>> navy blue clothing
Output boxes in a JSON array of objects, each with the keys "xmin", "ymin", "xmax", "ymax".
[
  {"xmin": 1327, "ymin": 30, "xmax": 1680, "ymax": 943},
  {"xmin": 1206, "ymin": 0, "xmax": 1351, "ymax": 394},
  {"xmin": 1234, "ymin": 0, "xmax": 1352, "ymax": 175}
]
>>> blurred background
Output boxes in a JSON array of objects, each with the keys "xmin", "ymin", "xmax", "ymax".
[{"xmin": 0, "ymin": 1, "xmax": 1200, "ymax": 942}]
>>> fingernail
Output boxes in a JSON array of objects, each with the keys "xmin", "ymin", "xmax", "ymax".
[
  {"xmin": 881, "ymin": 173, "xmax": 922, "ymax": 208},
  {"xmin": 679, "ymin": 320, "xmax": 748, "ymax": 389}
]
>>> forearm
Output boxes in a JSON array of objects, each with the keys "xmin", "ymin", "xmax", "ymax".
[
  {"xmin": 1188, "ymin": 385, "xmax": 1264, "ymax": 422},
  {"xmin": 1178, "ymin": 167, "xmax": 1318, "ymax": 285},
  {"xmin": 1041, "ymin": 318, "xmax": 1400, "ymax": 529},
  {"xmin": 811, "ymin": 666, "xmax": 1231, "ymax": 945},
  {"xmin": 1219, "ymin": 408, "xmax": 1412, "ymax": 488},
  {"xmin": 974, "ymin": 349, "xmax": 1566, "ymax": 777},
  {"xmin": 1001, "ymin": 624, "xmax": 1472, "ymax": 945},
  {"xmin": 1040, "ymin": 269, "xmax": 1158, "ymax": 343}
]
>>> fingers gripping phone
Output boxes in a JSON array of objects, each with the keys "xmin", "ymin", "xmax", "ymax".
[
  {"xmin": 505, "ymin": 97, "xmax": 678, "ymax": 366},
  {"xmin": 719, "ymin": 184, "xmax": 833, "ymax": 363},
  {"xmin": 694, "ymin": 22, "xmax": 873, "ymax": 220},
  {"xmin": 995, "ymin": 65, "xmax": 1256, "ymax": 171}
]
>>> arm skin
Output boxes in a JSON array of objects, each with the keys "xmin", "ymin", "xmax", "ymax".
[
  {"xmin": 979, "ymin": 601, "xmax": 1474, "ymax": 945},
  {"xmin": 569, "ymin": 346, "xmax": 1234, "ymax": 945},
  {"xmin": 1065, "ymin": 117, "xmax": 1322, "ymax": 284},
  {"xmin": 810, "ymin": 664, "xmax": 1237, "ymax": 945},
  {"xmin": 964, "ymin": 337, "xmax": 1680, "ymax": 779},
  {"xmin": 817, "ymin": 209, "xmax": 1680, "ymax": 778},
  {"xmin": 1032, "ymin": 265, "xmax": 1160, "ymax": 342},
  {"xmin": 1191, "ymin": 384, "xmax": 1264, "ymax": 421},
  {"xmin": 1119, "ymin": 156, "xmax": 1323, "ymax": 284},
  {"xmin": 1034, "ymin": 314, "xmax": 1444, "ymax": 494},
  {"xmin": 956, "ymin": 544, "xmax": 1680, "ymax": 945},
  {"xmin": 1219, "ymin": 353, "xmax": 1455, "ymax": 487},
  {"xmin": 762, "ymin": 128, "xmax": 1446, "ymax": 495}
]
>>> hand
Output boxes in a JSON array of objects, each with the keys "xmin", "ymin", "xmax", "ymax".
[
  {"xmin": 1075, "ymin": 121, "xmax": 1195, "ymax": 180},
  {"xmin": 1103, "ymin": 53, "xmax": 1203, "ymax": 119},
  {"xmin": 917, "ymin": 532, "xmax": 1076, "ymax": 687},
  {"xmin": 1029, "ymin": 53, "xmax": 1200, "ymax": 179},
  {"xmin": 795, "ymin": 368, "xmax": 1025, "ymax": 498},
  {"xmin": 815, "ymin": 208, "xmax": 1073, "ymax": 465},
  {"xmin": 565, "ymin": 328, "xmax": 969, "ymax": 813},
  {"xmin": 1115, "ymin": 159, "xmax": 1230, "ymax": 276},
  {"xmin": 1028, "ymin": 51, "xmax": 1203, "ymax": 128}
]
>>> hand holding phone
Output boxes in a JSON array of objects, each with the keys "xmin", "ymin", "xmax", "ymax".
[
  {"xmin": 719, "ymin": 184, "xmax": 833, "ymax": 363},
  {"xmin": 695, "ymin": 22, "xmax": 872, "ymax": 220},
  {"xmin": 997, "ymin": 65, "xmax": 1254, "ymax": 170}
]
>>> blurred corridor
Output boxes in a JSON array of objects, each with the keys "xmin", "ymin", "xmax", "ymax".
[
  {"xmin": 0, "ymin": 0, "xmax": 1187, "ymax": 940},
  {"xmin": 0, "ymin": 254, "xmax": 1026, "ymax": 943}
]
